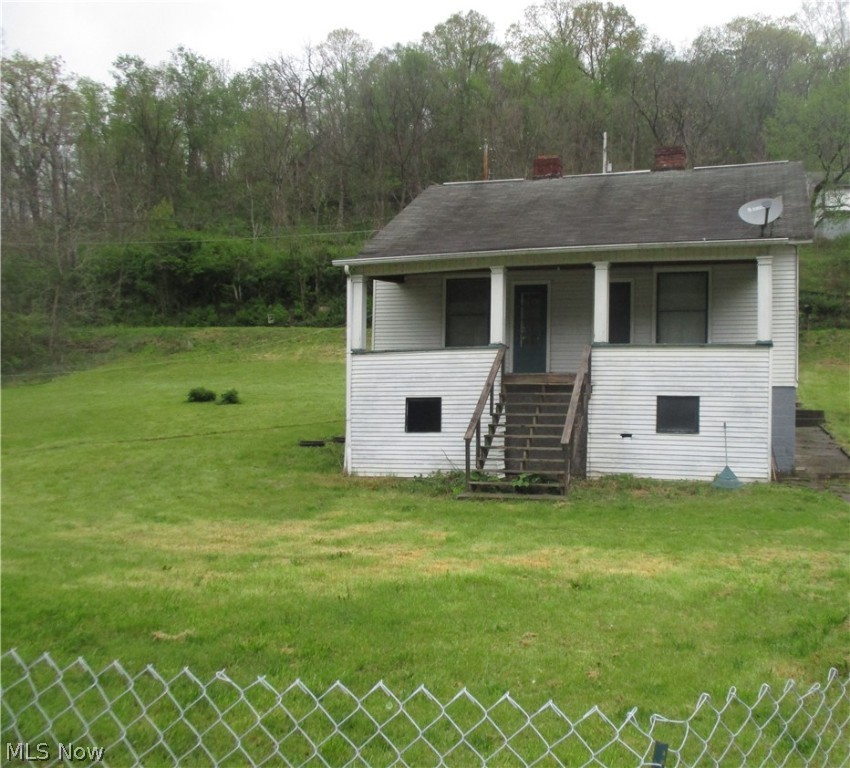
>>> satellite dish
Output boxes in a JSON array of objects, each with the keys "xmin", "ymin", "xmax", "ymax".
[{"xmin": 738, "ymin": 196, "xmax": 784, "ymax": 227}]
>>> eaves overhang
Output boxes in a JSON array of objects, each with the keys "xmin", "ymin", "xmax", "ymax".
[{"xmin": 332, "ymin": 237, "xmax": 805, "ymax": 272}]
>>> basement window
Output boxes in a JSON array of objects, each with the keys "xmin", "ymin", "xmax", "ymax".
[
  {"xmin": 405, "ymin": 397, "xmax": 442, "ymax": 433},
  {"xmin": 656, "ymin": 396, "xmax": 700, "ymax": 434}
]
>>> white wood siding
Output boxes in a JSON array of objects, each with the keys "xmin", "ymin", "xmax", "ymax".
[
  {"xmin": 588, "ymin": 345, "xmax": 771, "ymax": 481},
  {"xmin": 772, "ymin": 251, "xmax": 798, "ymax": 386},
  {"xmin": 349, "ymin": 348, "xmax": 501, "ymax": 476},
  {"xmin": 548, "ymin": 269, "xmax": 594, "ymax": 372},
  {"xmin": 711, "ymin": 263, "xmax": 757, "ymax": 342},
  {"xmin": 372, "ymin": 276, "xmax": 444, "ymax": 351}
]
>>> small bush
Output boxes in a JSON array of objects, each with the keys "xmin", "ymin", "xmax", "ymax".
[
  {"xmin": 187, "ymin": 387, "xmax": 217, "ymax": 403},
  {"xmin": 218, "ymin": 389, "xmax": 241, "ymax": 405}
]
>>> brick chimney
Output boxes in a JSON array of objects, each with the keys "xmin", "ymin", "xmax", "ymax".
[
  {"xmin": 532, "ymin": 155, "xmax": 563, "ymax": 179},
  {"xmin": 653, "ymin": 146, "xmax": 687, "ymax": 171}
]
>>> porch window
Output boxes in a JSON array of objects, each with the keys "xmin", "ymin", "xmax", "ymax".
[
  {"xmin": 656, "ymin": 272, "xmax": 708, "ymax": 343},
  {"xmin": 656, "ymin": 396, "xmax": 700, "ymax": 434},
  {"xmin": 446, "ymin": 278, "xmax": 490, "ymax": 347},
  {"xmin": 609, "ymin": 281, "xmax": 632, "ymax": 344},
  {"xmin": 405, "ymin": 397, "xmax": 442, "ymax": 433}
]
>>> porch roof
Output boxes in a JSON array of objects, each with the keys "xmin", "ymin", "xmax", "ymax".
[{"xmin": 337, "ymin": 161, "xmax": 813, "ymax": 267}]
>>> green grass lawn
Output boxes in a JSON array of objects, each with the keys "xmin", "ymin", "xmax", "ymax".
[
  {"xmin": 2, "ymin": 327, "xmax": 848, "ymax": 729},
  {"xmin": 799, "ymin": 328, "xmax": 850, "ymax": 448}
]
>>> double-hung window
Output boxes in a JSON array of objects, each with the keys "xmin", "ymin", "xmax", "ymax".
[
  {"xmin": 445, "ymin": 278, "xmax": 490, "ymax": 347},
  {"xmin": 656, "ymin": 271, "xmax": 708, "ymax": 343}
]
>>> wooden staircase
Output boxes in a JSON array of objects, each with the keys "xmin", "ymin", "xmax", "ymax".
[
  {"xmin": 462, "ymin": 346, "xmax": 591, "ymax": 500},
  {"xmin": 505, "ymin": 374, "xmax": 574, "ymax": 488},
  {"xmin": 464, "ymin": 374, "xmax": 574, "ymax": 498}
]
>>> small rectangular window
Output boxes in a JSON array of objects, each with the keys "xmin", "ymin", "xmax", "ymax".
[
  {"xmin": 405, "ymin": 397, "xmax": 442, "ymax": 433},
  {"xmin": 656, "ymin": 396, "xmax": 700, "ymax": 434}
]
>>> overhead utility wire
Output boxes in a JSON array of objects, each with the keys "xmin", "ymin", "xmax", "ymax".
[{"xmin": 3, "ymin": 228, "xmax": 378, "ymax": 248}]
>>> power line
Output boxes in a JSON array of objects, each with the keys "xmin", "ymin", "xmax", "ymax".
[{"xmin": 2, "ymin": 228, "xmax": 377, "ymax": 248}]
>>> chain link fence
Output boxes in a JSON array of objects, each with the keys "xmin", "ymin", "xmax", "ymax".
[{"xmin": 1, "ymin": 650, "xmax": 847, "ymax": 767}]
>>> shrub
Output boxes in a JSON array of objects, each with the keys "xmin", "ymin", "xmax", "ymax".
[
  {"xmin": 218, "ymin": 389, "xmax": 241, "ymax": 405},
  {"xmin": 187, "ymin": 387, "xmax": 216, "ymax": 403}
]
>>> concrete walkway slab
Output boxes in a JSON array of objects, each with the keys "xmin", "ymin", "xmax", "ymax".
[
  {"xmin": 793, "ymin": 426, "xmax": 850, "ymax": 500},
  {"xmin": 795, "ymin": 426, "xmax": 850, "ymax": 479}
]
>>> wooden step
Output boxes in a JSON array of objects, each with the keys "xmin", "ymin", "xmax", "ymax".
[
  {"xmin": 491, "ymin": 372, "xmax": 579, "ymax": 484},
  {"xmin": 457, "ymin": 491, "xmax": 564, "ymax": 501},
  {"xmin": 503, "ymin": 373, "xmax": 575, "ymax": 385},
  {"xmin": 505, "ymin": 424, "xmax": 563, "ymax": 437},
  {"xmin": 505, "ymin": 406, "xmax": 571, "ymax": 418},
  {"xmin": 796, "ymin": 409, "xmax": 825, "ymax": 426},
  {"xmin": 505, "ymin": 453, "xmax": 564, "ymax": 461},
  {"xmin": 466, "ymin": 479, "xmax": 564, "ymax": 497}
]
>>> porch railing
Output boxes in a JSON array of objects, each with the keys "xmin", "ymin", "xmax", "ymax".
[
  {"xmin": 560, "ymin": 345, "xmax": 592, "ymax": 493},
  {"xmin": 464, "ymin": 346, "xmax": 506, "ymax": 489}
]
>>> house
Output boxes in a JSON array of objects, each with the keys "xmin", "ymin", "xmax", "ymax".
[
  {"xmin": 332, "ymin": 150, "xmax": 813, "ymax": 492},
  {"xmin": 812, "ymin": 177, "xmax": 850, "ymax": 239}
]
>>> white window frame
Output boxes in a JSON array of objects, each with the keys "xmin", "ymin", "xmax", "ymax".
[
  {"xmin": 443, "ymin": 272, "xmax": 491, "ymax": 349},
  {"xmin": 653, "ymin": 267, "xmax": 712, "ymax": 344}
]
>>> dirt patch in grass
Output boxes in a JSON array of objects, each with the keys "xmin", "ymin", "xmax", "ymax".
[
  {"xmin": 499, "ymin": 546, "xmax": 674, "ymax": 578},
  {"xmin": 55, "ymin": 516, "xmax": 846, "ymax": 602},
  {"xmin": 713, "ymin": 546, "xmax": 844, "ymax": 579}
]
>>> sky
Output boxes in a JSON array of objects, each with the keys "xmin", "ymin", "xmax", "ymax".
[{"xmin": 1, "ymin": 0, "xmax": 809, "ymax": 83}]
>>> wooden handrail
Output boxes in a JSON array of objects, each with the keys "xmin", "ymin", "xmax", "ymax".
[
  {"xmin": 464, "ymin": 346, "xmax": 506, "ymax": 442},
  {"xmin": 561, "ymin": 345, "xmax": 591, "ymax": 446}
]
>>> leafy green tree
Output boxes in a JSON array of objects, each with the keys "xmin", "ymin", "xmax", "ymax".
[
  {"xmin": 766, "ymin": 68, "xmax": 850, "ymax": 216},
  {"xmin": 767, "ymin": 0, "xmax": 850, "ymax": 219},
  {"xmin": 1, "ymin": 54, "xmax": 82, "ymax": 356},
  {"xmin": 421, "ymin": 11, "xmax": 503, "ymax": 180},
  {"xmin": 690, "ymin": 17, "xmax": 818, "ymax": 162},
  {"xmin": 237, "ymin": 55, "xmax": 314, "ymax": 232},
  {"xmin": 508, "ymin": 0, "xmax": 643, "ymax": 83},
  {"xmin": 362, "ymin": 45, "xmax": 438, "ymax": 212},
  {"xmin": 107, "ymin": 56, "xmax": 182, "ymax": 215},
  {"xmin": 313, "ymin": 29, "xmax": 374, "ymax": 226},
  {"xmin": 165, "ymin": 48, "xmax": 243, "ymax": 225}
]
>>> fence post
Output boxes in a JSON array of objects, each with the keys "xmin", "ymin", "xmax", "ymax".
[{"xmin": 649, "ymin": 741, "xmax": 669, "ymax": 767}]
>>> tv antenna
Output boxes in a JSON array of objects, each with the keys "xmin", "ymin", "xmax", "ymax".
[{"xmin": 738, "ymin": 196, "xmax": 783, "ymax": 236}]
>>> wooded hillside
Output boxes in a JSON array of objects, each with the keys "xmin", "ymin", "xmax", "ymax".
[{"xmin": 2, "ymin": 0, "xmax": 848, "ymax": 371}]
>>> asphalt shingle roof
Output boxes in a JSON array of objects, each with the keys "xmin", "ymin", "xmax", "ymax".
[{"xmin": 353, "ymin": 161, "xmax": 813, "ymax": 262}]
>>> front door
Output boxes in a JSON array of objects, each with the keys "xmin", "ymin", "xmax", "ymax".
[{"xmin": 513, "ymin": 284, "xmax": 548, "ymax": 373}]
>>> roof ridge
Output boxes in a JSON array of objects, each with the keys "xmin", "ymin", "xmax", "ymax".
[
  {"xmin": 442, "ymin": 178, "xmax": 525, "ymax": 186},
  {"xmin": 694, "ymin": 160, "xmax": 791, "ymax": 171}
]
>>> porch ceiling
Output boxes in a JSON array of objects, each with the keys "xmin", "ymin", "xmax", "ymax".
[{"xmin": 354, "ymin": 242, "xmax": 791, "ymax": 279}]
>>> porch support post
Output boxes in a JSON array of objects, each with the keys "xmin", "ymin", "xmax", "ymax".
[
  {"xmin": 344, "ymin": 271, "xmax": 368, "ymax": 475},
  {"xmin": 757, "ymin": 255, "xmax": 773, "ymax": 344},
  {"xmin": 593, "ymin": 261, "xmax": 610, "ymax": 343},
  {"xmin": 347, "ymin": 273, "xmax": 368, "ymax": 351},
  {"xmin": 489, "ymin": 266, "xmax": 507, "ymax": 345}
]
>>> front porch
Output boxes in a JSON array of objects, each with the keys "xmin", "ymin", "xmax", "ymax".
[
  {"xmin": 344, "ymin": 342, "xmax": 775, "ymax": 487},
  {"xmin": 343, "ymin": 249, "xmax": 797, "ymax": 485}
]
